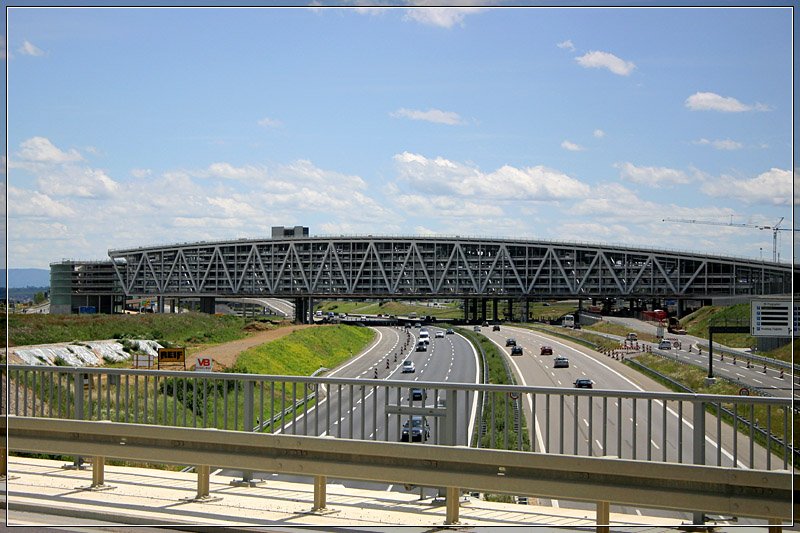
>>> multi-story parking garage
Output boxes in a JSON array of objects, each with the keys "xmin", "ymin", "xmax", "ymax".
[{"xmin": 105, "ymin": 230, "xmax": 793, "ymax": 322}]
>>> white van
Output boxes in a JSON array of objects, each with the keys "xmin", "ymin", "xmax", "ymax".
[{"xmin": 563, "ymin": 314, "xmax": 575, "ymax": 328}]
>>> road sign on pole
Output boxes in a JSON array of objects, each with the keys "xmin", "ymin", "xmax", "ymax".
[
  {"xmin": 750, "ymin": 299, "xmax": 793, "ymax": 337},
  {"xmin": 194, "ymin": 356, "xmax": 213, "ymax": 372}
]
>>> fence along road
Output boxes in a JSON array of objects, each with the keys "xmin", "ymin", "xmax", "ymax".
[{"xmin": 6, "ymin": 349, "xmax": 791, "ymax": 524}]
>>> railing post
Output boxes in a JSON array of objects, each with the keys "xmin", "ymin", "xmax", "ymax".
[
  {"xmin": 313, "ymin": 474, "xmax": 327, "ymax": 511},
  {"xmin": 64, "ymin": 374, "xmax": 86, "ymax": 470},
  {"xmin": 92, "ymin": 456, "xmax": 104, "ymax": 487},
  {"xmin": 197, "ymin": 464, "xmax": 210, "ymax": 499},
  {"xmin": 768, "ymin": 518, "xmax": 783, "ymax": 533},
  {"xmin": 692, "ymin": 400, "xmax": 706, "ymax": 525},
  {"xmin": 597, "ymin": 500, "xmax": 610, "ymax": 533},
  {"xmin": 445, "ymin": 486, "xmax": 460, "ymax": 524},
  {"xmin": 231, "ymin": 380, "xmax": 261, "ymax": 487}
]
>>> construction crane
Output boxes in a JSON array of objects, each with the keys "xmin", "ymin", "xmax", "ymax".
[{"xmin": 662, "ymin": 216, "xmax": 791, "ymax": 262}]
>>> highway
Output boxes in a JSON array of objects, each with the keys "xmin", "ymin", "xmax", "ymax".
[
  {"xmin": 220, "ymin": 325, "xmax": 480, "ymax": 494},
  {"xmin": 480, "ymin": 324, "xmax": 783, "ymax": 523}
]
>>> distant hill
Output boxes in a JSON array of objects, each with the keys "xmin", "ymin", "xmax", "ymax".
[{"xmin": 1, "ymin": 268, "xmax": 51, "ymax": 288}]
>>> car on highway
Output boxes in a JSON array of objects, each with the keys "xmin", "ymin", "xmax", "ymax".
[
  {"xmin": 626, "ymin": 332, "xmax": 638, "ymax": 342},
  {"xmin": 414, "ymin": 323, "xmax": 422, "ymax": 328},
  {"xmin": 553, "ymin": 356, "xmax": 569, "ymax": 368},
  {"xmin": 505, "ymin": 338, "xmax": 517, "ymax": 346},
  {"xmin": 482, "ymin": 321, "xmax": 489, "ymax": 327},
  {"xmin": 492, "ymin": 324, "xmax": 501, "ymax": 331},
  {"xmin": 446, "ymin": 328, "xmax": 454, "ymax": 335},
  {"xmin": 402, "ymin": 360, "xmax": 416, "ymax": 372},
  {"xmin": 435, "ymin": 330, "xmax": 445, "ymax": 338},
  {"xmin": 658, "ymin": 339, "xmax": 672, "ymax": 350},
  {"xmin": 574, "ymin": 378, "xmax": 593, "ymax": 388},
  {"xmin": 540, "ymin": 345, "xmax": 553, "ymax": 355},
  {"xmin": 415, "ymin": 341, "xmax": 427, "ymax": 352},
  {"xmin": 511, "ymin": 346, "xmax": 523, "ymax": 356},
  {"xmin": 473, "ymin": 325, "xmax": 481, "ymax": 332},
  {"xmin": 410, "ymin": 387, "xmax": 426, "ymax": 401},
  {"xmin": 401, "ymin": 415, "xmax": 430, "ymax": 442}
]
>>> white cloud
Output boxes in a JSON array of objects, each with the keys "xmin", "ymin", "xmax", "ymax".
[
  {"xmin": 257, "ymin": 116, "xmax": 282, "ymax": 128},
  {"xmin": 402, "ymin": 8, "xmax": 483, "ymax": 28},
  {"xmin": 557, "ymin": 40, "xmax": 575, "ymax": 51},
  {"xmin": 19, "ymin": 40, "xmax": 44, "ymax": 57},
  {"xmin": 701, "ymin": 168, "xmax": 791, "ymax": 206},
  {"xmin": 395, "ymin": 194, "xmax": 503, "ymax": 217},
  {"xmin": 8, "ymin": 186, "xmax": 76, "ymax": 218},
  {"xmin": 693, "ymin": 138, "xmax": 743, "ymax": 151},
  {"xmin": 131, "ymin": 168, "xmax": 152, "ymax": 178},
  {"xmin": 37, "ymin": 166, "xmax": 120, "ymax": 199},
  {"xmin": 593, "ymin": 129, "xmax": 605, "ymax": 139},
  {"xmin": 575, "ymin": 51, "xmax": 635, "ymax": 76},
  {"xmin": 193, "ymin": 162, "xmax": 268, "ymax": 181},
  {"xmin": 390, "ymin": 107, "xmax": 464, "ymax": 125},
  {"xmin": 561, "ymin": 140, "xmax": 584, "ymax": 152},
  {"xmin": 684, "ymin": 92, "xmax": 768, "ymax": 113},
  {"xmin": 18, "ymin": 137, "xmax": 82, "ymax": 164},
  {"xmin": 615, "ymin": 161, "xmax": 690, "ymax": 187},
  {"xmin": 393, "ymin": 151, "xmax": 591, "ymax": 200}
]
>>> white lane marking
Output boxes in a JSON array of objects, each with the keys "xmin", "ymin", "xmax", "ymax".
[
  {"xmin": 454, "ymin": 331, "xmax": 481, "ymax": 446},
  {"xmin": 736, "ymin": 373, "xmax": 745, "ymax": 377},
  {"xmin": 508, "ymin": 326, "xmax": 746, "ymax": 468},
  {"xmin": 752, "ymin": 378, "xmax": 763, "ymax": 384}
]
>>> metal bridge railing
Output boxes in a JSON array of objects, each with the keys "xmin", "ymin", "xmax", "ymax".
[{"xmin": 6, "ymin": 365, "xmax": 793, "ymax": 471}]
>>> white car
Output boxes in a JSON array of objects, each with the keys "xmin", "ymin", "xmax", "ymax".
[
  {"xmin": 435, "ymin": 331, "xmax": 445, "ymax": 338},
  {"xmin": 658, "ymin": 339, "xmax": 672, "ymax": 350},
  {"xmin": 402, "ymin": 361, "xmax": 416, "ymax": 373}
]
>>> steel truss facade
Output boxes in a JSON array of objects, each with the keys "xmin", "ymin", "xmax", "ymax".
[{"xmin": 108, "ymin": 237, "xmax": 792, "ymax": 299}]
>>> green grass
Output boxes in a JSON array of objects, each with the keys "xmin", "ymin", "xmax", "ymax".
[
  {"xmin": 317, "ymin": 299, "xmax": 464, "ymax": 319},
  {"xmin": 459, "ymin": 329, "xmax": 531, "ymax": 452},
  {"xmin": 9, "ymin": 312, "xmax": 250, "ymax": 347},
  {"xmin": 680, "ymin": 304, "xmax": 755, "ymax": 348},
  {"xmin": 232, "ymin": 324, "xmax": 375, "ymax": 376}
]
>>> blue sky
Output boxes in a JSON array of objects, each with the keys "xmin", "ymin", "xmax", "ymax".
[{"xmin": 4, "ymin": 6, "xmax": 795, "ymax": 268}]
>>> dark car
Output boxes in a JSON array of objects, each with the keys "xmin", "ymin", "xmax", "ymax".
[
  {"xmin": 540, "ymin": 346, "xmax": 553, "ymax": 356},
  {"xmin": 511, "ymin": 346, "xmax": 523, "ymax": 356},
  {"xmin": 401, "ymin": 415, "xmax": 430, "ymax": 442},
  {"xmin": 492, "ymin": 324, "xmax": 501, "ymax": 331},
  {"xmin": 505, "ymin": 338, "xmax": 517, "ymax": 347},
  {"xmin": 482, "ymin": 321, "xmax": 489, "ymax": 327},
  {"xmin": 410, "ymin": 387, "xmax": 426, "ymax": 401},
  {"xmin": 446, "ymin": 328, "xmax": 455, "ymax": 335},
  {"xmin": 574, "ymin": 378, "xmax": 593, "ymax": 388}
]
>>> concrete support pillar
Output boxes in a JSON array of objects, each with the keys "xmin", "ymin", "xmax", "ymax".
[
  {"xmin": 295, "ymin": 298, "xmax": 306, "ymax": 324},
  {"xmin": 507, "ymin": 298, "xmax": 513, "ymax": 321},
  {"xmin": 463, "ymin": 299, "xmax": 469, "ymax": 321},
  {"xmin": 492, "ymin": 299, "xmax": 498, "ymax": 322},
  {"xmin": 471, "ymin": 298, "xmax": 478, "ymax": 322},
  {"xmin": 480, "ymin": 299, "xmax": 487, "ymax": 321},
  {"xmin": 157, "ymin": 296, "xmax": 165, "ymax": 314},
  {"xmin": 200, "ymin": 297, "xmax": 216, "ymax": 314},
  {"xmin": 308, "ymin": 297, "xmax": 315, "ymax": 322},
  {"xmin": 523, "ymin": 299, "xmax": 530, "ymax": 323},
  {"xmin": 676, "ymin": 299, "xmax": 684, "ymax": 318}
]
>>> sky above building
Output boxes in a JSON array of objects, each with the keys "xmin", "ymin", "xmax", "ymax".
[{"xmin": 4, "ymin": 6, "xmax": 795, "ymax": 268}]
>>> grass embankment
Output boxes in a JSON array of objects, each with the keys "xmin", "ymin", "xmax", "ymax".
[
  {"xmin": 680, "ymin": 304, "xmax": 753, "ymax": 348},
  {"xmin": 8, "ymin": 312, "xmax": 251, "ymax": 347},
  {"xmin": 628, "ymin": 354, "xmax": 797, "ymax": 451},
  {"xmin": 232, "ymin": 325, "xmax": 375, "ymax": 375},
  {"xmin": 459, "ymin": 329, "xmax": 531, "ymax": 452}
]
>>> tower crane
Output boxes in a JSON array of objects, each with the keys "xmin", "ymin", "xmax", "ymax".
[{"xmin": 662, "ymin": 217, "xmax": 791, "ymax": 262}]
